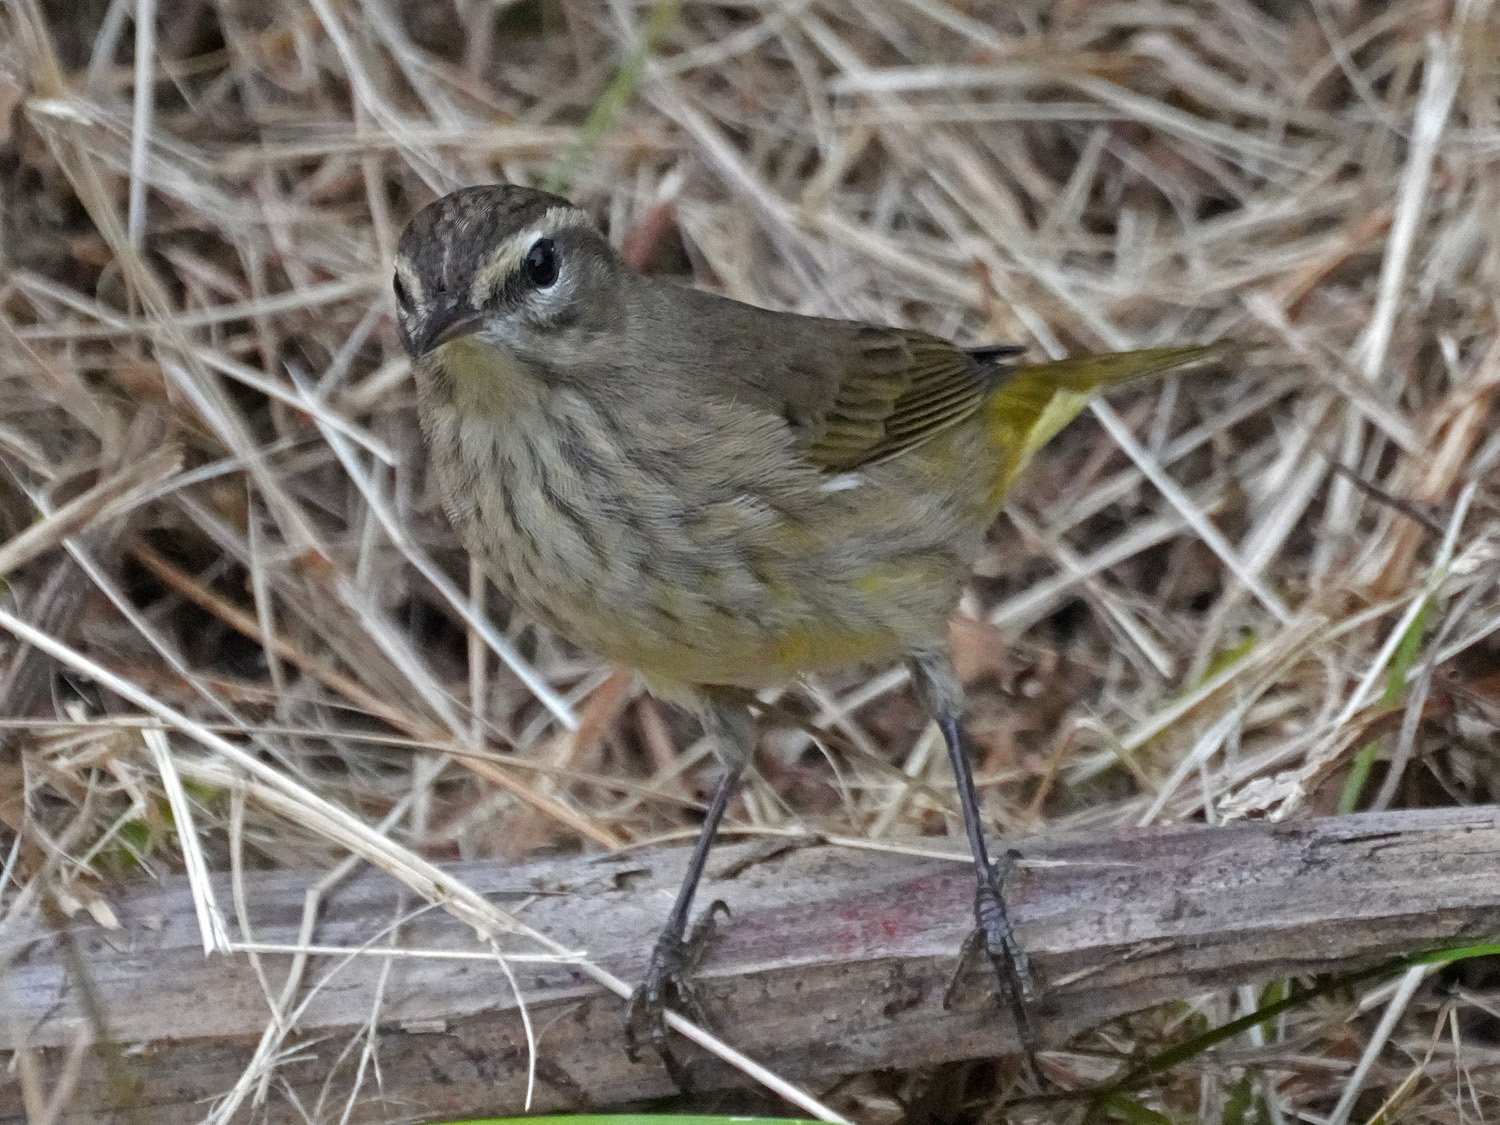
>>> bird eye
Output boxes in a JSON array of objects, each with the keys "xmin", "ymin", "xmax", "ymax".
[
  {"xmin": 393, "ymin": 273, "xmax": 412, "ymax": 311},
  {"xmin": 523, "ymin": 238, "xmax": 559, "ymax": 289}
]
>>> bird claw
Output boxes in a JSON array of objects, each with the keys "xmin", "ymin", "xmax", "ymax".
[
  {"xmin": 943, "ymin": 854, "xmax": 1037, "ymax": 1050},
  {"xmin": 623, "ymin": 901, "xmax": 730, "ymax": 1087}
]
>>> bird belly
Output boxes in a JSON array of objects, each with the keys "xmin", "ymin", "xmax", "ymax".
[
  {"xmin": 423, "ymin": 378, "xmax": 979, "ymax": 690},
  {"xmin": 612, "ymin": 611, "xmax": 908, "ymax": 689}
]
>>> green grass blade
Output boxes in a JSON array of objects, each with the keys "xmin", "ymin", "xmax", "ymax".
[
  {"xmin": 1085, "ymin": 940, "xmax": 1500, "ymax": 1116},
  {"xmin": 545, "ymin": 0, "xmax": 681, "ymax": 195}
]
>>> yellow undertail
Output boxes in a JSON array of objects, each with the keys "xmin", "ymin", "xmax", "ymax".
[{"xmin": 984, "ymin": 342, "xmax": 1241, "ymax": 511}]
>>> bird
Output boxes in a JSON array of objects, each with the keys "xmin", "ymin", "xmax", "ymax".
[{"xmin": 392, "ymin": 182, "xmax": 1231, "ymax": 1078}]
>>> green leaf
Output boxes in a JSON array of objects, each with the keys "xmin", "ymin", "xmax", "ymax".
[
  {"xmin": 1338, "ymin": 590, "xmax": 1435, "ymax": 813},
  {"xmin": 1384, "ymin": 593, "xmax": 1436, "ymax": 705},
  {"xmin": 1220, "ymin": 1072, "xmax": 1254, "ymax": 1125},
  {"xmin": 1198, "ymin": 631, "xmax": 1259, "ymax": 687},
  {"xmin": 1337, "ymin": 739, "xmax": 1382, "ymax": 815}
]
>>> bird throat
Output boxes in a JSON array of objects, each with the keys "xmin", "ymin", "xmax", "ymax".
[{"xmin": 435, "ymin": 335, "xmax": 548, "ymax": 418}]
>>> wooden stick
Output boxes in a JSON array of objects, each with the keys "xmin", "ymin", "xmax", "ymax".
[{"xmin": 6, "ymin": 806, "xmax": 1500, "ymax": 1122}]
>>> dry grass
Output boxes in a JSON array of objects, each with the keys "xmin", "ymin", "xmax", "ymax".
[{"xmin": 3, "ymin": 0, "xmax": 1500, "ymax": 1120}]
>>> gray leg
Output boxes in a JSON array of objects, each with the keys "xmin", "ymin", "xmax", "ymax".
[
  {"xmin": 908, "ymin": 650, "xmax": 1036, "ymax": 1047},
  {"xmin": 624, "ymin": 696, "xmax": 753, "ymax": 1085}
]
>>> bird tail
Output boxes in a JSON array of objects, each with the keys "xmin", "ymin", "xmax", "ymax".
[{"xmin": 983, "ymin": 342, "xmax": 1241, "ymax": 510}]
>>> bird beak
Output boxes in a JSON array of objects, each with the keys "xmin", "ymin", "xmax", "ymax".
[{"xmin": 419, "ymin": 311, "xmax": 485, "ymax": 356}]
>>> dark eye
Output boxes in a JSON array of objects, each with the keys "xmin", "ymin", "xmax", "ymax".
[
  {"xmin": 523, "ymin": 238, "xmax": 559, "ymax": 289},
  {"xmin": 393, "ymin": 273, "xmax": 412, "ymax": 311}
]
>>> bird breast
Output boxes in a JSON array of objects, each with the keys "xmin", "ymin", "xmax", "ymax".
[{"xmin": 417, "ymin": 345, "xmax": 978, "ymax": 687}]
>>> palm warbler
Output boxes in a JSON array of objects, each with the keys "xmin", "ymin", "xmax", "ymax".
[{"xmin": 394, "ymin": 183, "xmax": 1230, "ymax": 1074}]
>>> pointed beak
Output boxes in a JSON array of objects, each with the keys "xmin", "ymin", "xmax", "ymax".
[{"xmin": 417, "ymin": 310, "xmax": 485, "ymax": 356}]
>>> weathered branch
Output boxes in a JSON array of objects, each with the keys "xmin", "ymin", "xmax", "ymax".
[{"xmin": 6, "ymin": 806, "xmax": 1500, "ymax": 1122}]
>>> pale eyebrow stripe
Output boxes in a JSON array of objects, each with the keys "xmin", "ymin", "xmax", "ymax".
[
  {"xmin": 393, "ymin": 259, "xmax": 425, "ymax": 307},
  {"xmin": 468, "ymin": 206, "xmax": 589, "ymax": 306}
]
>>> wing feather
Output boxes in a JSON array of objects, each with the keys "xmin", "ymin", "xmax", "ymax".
[{"xmin": 799, "ymin": 329, "xmax": 1011, "ymax": 471}]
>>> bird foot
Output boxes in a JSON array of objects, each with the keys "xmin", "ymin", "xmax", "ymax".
[
  {"xmin": 944, "ymin": 852, "xmax": 1037, "ymax": 1049},
  {"xmin": 623, "ymin": 900, "xmax": 729, "ymax": 1087}
]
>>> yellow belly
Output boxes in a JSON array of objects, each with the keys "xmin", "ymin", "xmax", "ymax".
[
  {"xmin": 423, "ymin": 351, "xmax": 985, "ymax": 694},
  {"xmin": 602, "ymin": 615, "xmax": 907, "ymax": 690}
]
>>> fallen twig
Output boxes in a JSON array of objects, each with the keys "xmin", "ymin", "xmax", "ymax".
[{"xmin": 5, "ymin": 805, "xmax": 1500, "ymax": 1121}]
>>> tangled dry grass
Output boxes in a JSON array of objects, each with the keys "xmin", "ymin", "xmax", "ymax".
[{"xmin": 3, "ymin": 0, "xmax": 1500, "ymax": 1120}]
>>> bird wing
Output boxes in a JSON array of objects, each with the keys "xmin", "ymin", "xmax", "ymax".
[
  {"xmin": 794, "ymin": 327, "xmax": 1021, "ymax": 472},
  {"xmin": 629, "ymin": 281, "xmax": 1022, "ymax": 472}
]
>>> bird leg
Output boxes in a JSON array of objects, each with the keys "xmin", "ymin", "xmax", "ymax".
[
  {"xmin": 624, "ymin": 700, "xmax": 750, "ymax": 1086},
  {"xmin": 908, "ymin": 652, "xmax": 1037, "ymax": 1048}
]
